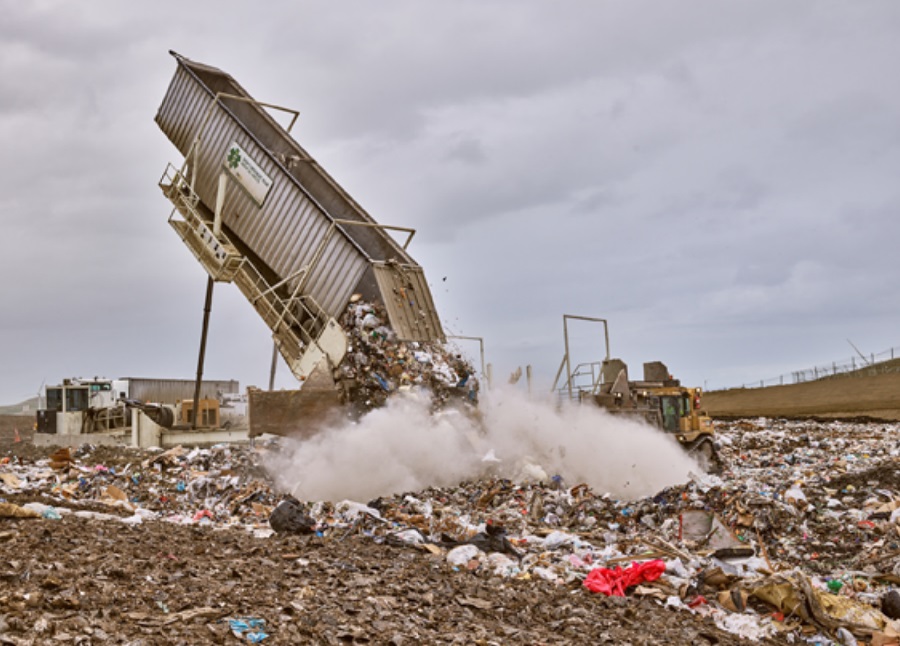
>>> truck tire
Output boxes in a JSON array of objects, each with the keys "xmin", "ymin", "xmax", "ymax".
[{"xmin": 154, "ymin": 406, "xmax": 175, "ymax": 429}]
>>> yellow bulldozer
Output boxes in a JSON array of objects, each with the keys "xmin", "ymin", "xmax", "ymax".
[{"xmin": 552, "ymin": 315, "xmax": 721, "ymax": 472}]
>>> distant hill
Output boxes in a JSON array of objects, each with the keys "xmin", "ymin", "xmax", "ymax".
[
  {"xmin": 0, "ymin": 397, "xmax": 39, "ymax": 416},
  {"xmin": 704, "ymin": 358, "xmax": 900, "ymax": 421}
]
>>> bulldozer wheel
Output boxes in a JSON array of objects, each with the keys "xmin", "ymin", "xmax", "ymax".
[{"xmin": 691, "ymin": 439, "xmax": 720, "ymax": 474}]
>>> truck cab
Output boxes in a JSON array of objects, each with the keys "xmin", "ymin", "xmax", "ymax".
[{"xmin": 36, "ymin": 378, "xmax": 127, "ymax": 434}]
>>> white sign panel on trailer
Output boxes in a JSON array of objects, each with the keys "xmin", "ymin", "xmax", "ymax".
[{"xmin": 223, "ymin": 141, "xmax": 273, "ymax": 207}]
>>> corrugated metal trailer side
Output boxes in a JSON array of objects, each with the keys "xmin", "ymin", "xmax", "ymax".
[
  {"xmin": 155, "ymin": 60, "xmax": 368, "ymax": 318},
  {"xmin": 155, "ymin": 52, "xmax": 445, "ymax": 384},
  {"xmin": 155, "ymin": 52, "xmax": 443, "ymax": 342},
  {"xmin": 124, "ymin": 378, "xmax": 239, "ymax": 405}
]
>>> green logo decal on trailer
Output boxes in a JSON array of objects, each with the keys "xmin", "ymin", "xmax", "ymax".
[
  {"xmin": 227, "ymin": 147, "xmax": 241, "ymax": 169},
  {"xmin": 223, "ymin": 141, "xmax": 273, "ymax": 206}
]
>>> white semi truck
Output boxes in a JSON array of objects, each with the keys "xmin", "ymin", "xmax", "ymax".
[{"xmin": 35, "ymin": 376, "xmax": 240, "ymax": 437}]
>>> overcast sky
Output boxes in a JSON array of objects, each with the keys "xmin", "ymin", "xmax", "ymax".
[{"xmin": 2, "ymin": 1, "xmax": 899, "ymax": 405}]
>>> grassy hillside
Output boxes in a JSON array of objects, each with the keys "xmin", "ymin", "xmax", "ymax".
[{"xmin": 704, "ymin": 358, "xmax": 900, "ymax": 420}]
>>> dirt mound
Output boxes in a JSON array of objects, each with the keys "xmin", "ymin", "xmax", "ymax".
[{"xmin": 704, "ymin": 365, "xmax": 900, "ymax": 420}]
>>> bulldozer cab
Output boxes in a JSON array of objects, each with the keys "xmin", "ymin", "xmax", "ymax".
[
  {"xmin": 645, "ymin": 389, "xmax": 704, "ymax": 434},
  {"xmin": 659, "ymin": 394, "xmax": 683, "ymax": 432}
]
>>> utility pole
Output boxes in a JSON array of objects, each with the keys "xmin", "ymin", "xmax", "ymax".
[
  {"xmin": 847, "ymin": 339, "xmax": 871, "ymax": 367},
  {"xmin": 192, "ymin": 276, "xmax": 214, "ymax": 429}
]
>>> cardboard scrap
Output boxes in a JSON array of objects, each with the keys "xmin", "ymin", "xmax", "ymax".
[
  {"xmin": 872, "ymin": 623, "xmax": 900, "ymax": 646},
  {"xmin": 751, "ymin": 574, "xmax": 889, "ymax": 637},
  {"xmin": 101, "ymin": 485, "xmax": 134, "ymax": 511},
  {"xmin": 49, "ymin": 447, "xmax": 75, "ymax": 470},
  {"xmin": 0, "ymin": 472, "xmax": 22, "ymax": 488},
  {"xmin": 717, "ymin": 588, "xmax": 750, "ymax": 613},
  {"xmin": 142, "ymin": 445, "xmax": 184, "ymax": 469},
  {"xmin": 0, "ymin": 502, "xmax": 42, "ymax": 519}
]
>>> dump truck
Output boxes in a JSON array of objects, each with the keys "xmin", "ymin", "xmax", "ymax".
[
  {"xmin": 155, "ymin": 52, "xmax": 456, "ymax": 438},
  {"xmin": 551, "ymin": 315, "xmax": 721, "ymax": 472}
]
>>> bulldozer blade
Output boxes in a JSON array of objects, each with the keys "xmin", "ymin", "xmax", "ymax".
[{"xmin": 248, "ymin": 365, "xmax": 345, "ymax": 439}]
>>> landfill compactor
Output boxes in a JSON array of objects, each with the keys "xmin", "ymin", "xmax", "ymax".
[{"xmin": 154, "ymin": 51, "xmax": 445, "ymax": 391}]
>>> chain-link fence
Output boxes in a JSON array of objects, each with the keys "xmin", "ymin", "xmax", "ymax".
[{"xmin": 730, "ymin": 346, "xmax": 900, "ymax": 389}]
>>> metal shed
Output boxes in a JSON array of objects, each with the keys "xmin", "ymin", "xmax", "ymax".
[{"xmin": 123, "ymin": 377, "xmax": 239, "ymax": 405}]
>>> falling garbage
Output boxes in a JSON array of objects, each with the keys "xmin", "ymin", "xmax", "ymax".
[{"xmin": 336, "ymin": 297, "xmax": 480, "ymax": 415}]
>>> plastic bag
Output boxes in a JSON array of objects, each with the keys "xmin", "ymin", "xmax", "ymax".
[
  {"xmin": 583, "ymin": 560, "xmax": 666, "ymax": 596},
  {"xmin": 447, "ymin": 544, "xmax": 483, "ymax": 567}
]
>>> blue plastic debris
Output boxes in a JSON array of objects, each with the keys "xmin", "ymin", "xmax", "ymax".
[
  {"xmin": 42, "ymin": 507, "xmax": 62, "ymax": 520},
  {"xmin": 372, "ymin": 373, "xmax": 392, "ymax": 391},
  {"xmin": 228, "ymin": 617, "xmax": 268, "ymax": 642}
]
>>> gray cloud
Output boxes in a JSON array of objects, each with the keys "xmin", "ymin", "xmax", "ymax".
[{"xmin": 1, "ymin": 1, "xmax": 899, "ymax": 404}]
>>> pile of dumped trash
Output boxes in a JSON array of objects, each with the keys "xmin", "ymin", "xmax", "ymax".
[
  {"xmin": 336, "ymin": 297, "xmax": 479, "ymax": 414},
  {"xmin": 2, "ymin": 418, "xmax": 900, "ymax": 644}
]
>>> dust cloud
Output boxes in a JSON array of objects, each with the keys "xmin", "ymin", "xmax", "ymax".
[{"xmin": 264, "ymin": 387, "xmax": 699, "ymax": 503}]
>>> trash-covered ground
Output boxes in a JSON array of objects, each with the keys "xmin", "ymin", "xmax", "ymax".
[{"xmin": 2, "ymin": 418, "xmax": 900, "ymax": 645}]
